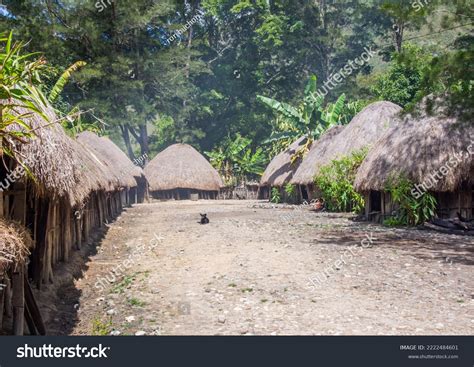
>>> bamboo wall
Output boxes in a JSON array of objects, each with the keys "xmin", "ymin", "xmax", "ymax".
[{"xmin": 0, "ymin": 175, "xmax": 133, "ymax": 334}]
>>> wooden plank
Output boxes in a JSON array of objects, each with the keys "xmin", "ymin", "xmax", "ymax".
[
  {"xmin": 0, "ymin": 283, "xmax": 5, "ymax": 329},
  {"xmin": 24, "ymin": 275, "xmax": 46, "ymax": 335},
  {"xmin": 0, "ymin": 191, "xmax": 3, "ymax": 218},
  {"xmin": 12, "ymin": 268, "xmax": 24, "ymax": 335}
]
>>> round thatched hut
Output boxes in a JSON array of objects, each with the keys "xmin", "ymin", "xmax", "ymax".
[
  {"xmin": 290, "ymin": 126, "xmax": 345, "ymax": 201},
  {"xmin": 77, "ymin": 132, "xmax": 148, "ymax": 204},
  {"xmin": 287, "ymin": 101, "xmax": 401, "ymax": 204},
  {"xmin": 258, "ymin": 136, "xmax": 308, "ymax": 200},
  {"xmin": 314, "ymin": 101, "xmax": 402, "ymax": 169},
  {"xmin": 144, "ymin": 143, "xmax": 223, "ymax": 200},
  {"xmin": 354, "ymin": 114, "xmax": 474, "ymax": 222}
]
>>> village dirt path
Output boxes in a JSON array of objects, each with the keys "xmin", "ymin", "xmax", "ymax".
[{"xmin": 65, "ymin": 200, "xmax": 473, "ymax": 335}]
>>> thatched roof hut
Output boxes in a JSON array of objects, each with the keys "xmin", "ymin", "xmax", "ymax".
[
  {"xmin": 354, "ymin": 115, "xmax": 474, "ymax": 193},
  {"xmin": 260, "ymin": 136, "xmax": 308, "ymax": 187},
  {"xmin": 77, "ymin": 132, "xmax": 142, "ymax": 189},
  {"xmin": 291, "ymin": 126, "xmax": 345, "ymax": 186},
  {"xmin": 0, "ymin": 219, "xmax": 33, "ymax": 277},
  {"xmin": 144, "ymin": 143, "xmax": 223, "ymax": 194},
  {"xmin": 314, "ymin": 101, "xmax": 402, "ymax": 171},
  {"xmin": 6, "ymin": 105, "xmax": 93, "ymax": 207}
]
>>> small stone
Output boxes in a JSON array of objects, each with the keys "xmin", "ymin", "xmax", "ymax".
[
  {"xmin": 73, "ymin": 303, "xmax": 80, "ymax": 310},
  {"xmin": 218, "ymin": 315, "xmax": 226, "ymax": 324},
  {"xmin": 435, "ymin": 323, "xmax": 444, "ymax": 329},
  {"xmin": 135, "ymin": 330, "xmax": 146, "ymax": 336},
  {"xmin": 125, "ymin": 316, "xmax": 136, "ymax": 323},
  {"xmin": 110, "ymin": 330, "xmax": 121, "ymax": 336},
  {"xmin": 106, "ymin": 309, "xmax": 116, "ymax": 315}
]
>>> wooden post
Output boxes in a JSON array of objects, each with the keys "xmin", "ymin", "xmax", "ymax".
[
  {"xmin": 24, "ymin": 274, "xmax": 46, "ymax": 335},
  {"xmin": 0, "ymin": 191, "xmax": 4, "ymax": 218},
  {"xmin": 5, "ymin": 277, "xmax": 12, "ymax": 318},
  {"xmin": 12, "ymin": 267, "xmax": 25, "ymax": 335},
  {"xmin": 0, "ymin": 282, "xmax": 5, "ymax": 330}
]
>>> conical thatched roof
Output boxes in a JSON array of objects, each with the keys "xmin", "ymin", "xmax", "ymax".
[
  {"xmin": 0, "ymin": 219, "xmax": 33, "ymax": 276},
  {"xmin": 313, "ymin": 101, "xmax": 402, "ymax": 171},
  {"xmin": 354, "ymin": 115, "xmax": 474, "ymax": 192},
  {"xmin": 144, "ymin": 143, "xmax": 223, "ymax": 191},
  {"xmin": 73, "ymin": 138, "xmax": 117, "ymax": 193},
  {"xmin": 291, "ymin": 125, "xmax": 345, "ymax": 185},
  {"xmin": 77, "ymin": 132, "xmax": 142, "ymax": 189},
  {"xmin": 6, "ymin": 104, "xmax": 98, "ymax": 206},
  {"xmin": 260, "ymin": 136, "xmax": 308, "ymax": 187}
]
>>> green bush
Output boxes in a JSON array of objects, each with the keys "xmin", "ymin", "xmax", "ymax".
[
  {"xmin": 385, "ymin": 175, "xmax": 437, "ymax": 226},
  {"xmin": 284, "ymin": 183, "xmax": 297, "ymax": 203},
  {"xmin": 314, "ymin": 149, "xmax": 367, "ymax": 213},
  {"xmin": 270, "ymin": 187, "xmax": 281, "ymax": 203}
]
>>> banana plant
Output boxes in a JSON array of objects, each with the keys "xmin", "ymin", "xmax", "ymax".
[
  {"xmin": 0, "ymin": 31, "xmax": 50, "ymax": 158},
  {"xmin": 206, "ymin": 134, "xmax": 267, "ymax": 185},
  {"xmin": 257, "ymin": 75, "xmax": 346, "ymax": 156},
  {"xmin": 48, "ymin": 60, "xmax": 87, "ymax": 102}
]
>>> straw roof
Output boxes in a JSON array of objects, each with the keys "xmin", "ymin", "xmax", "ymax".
[
  {"xmin": 144, "ymin": 143, "xmax": 223, "ymax": 191},
  {"xmin": 0, "ymin": 219, "xmax": 33, "ymax": 276},
  {"xmin": 291, "ymin": 126, "xmax": 345, "ymax": 185},
  {"xmin": 77, "ymin": 132, "xmax": 142, "ymax": 189},
  {"xmin": 6, "ymin": 104, "xmax": 97, "ymax": 206},
  {"xmin": 260, "ymin": 136, "xmax": 308, "ymax": 187},
  {"xmin": 313, "ymin": 101, "xmax": 402, "ymax": 171},
  {"xmin": 354, "ymin": 115, "xmax": 474, "ymax": 192}
]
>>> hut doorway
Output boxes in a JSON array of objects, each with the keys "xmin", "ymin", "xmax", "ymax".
[
  {"xmin": 369, "ymin": 191, "xmax": 382, "ymax": 212},
  {"xmin": 300, "ymin": 186, "xmax": 309, "ymax": 202}
]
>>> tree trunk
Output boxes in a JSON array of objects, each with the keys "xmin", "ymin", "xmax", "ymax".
[
  {"xmin": 120, "ymin": 124, "xmax": 136, "ymax": 161},
  {"xmin": 139, "ymin": 124, "xmax": 149, "ymax": 157}
]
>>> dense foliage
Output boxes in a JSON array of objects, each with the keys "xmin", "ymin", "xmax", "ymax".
[
  {"xmin": 0, "ymin": 0, "xmax": 471, "ymax": 180},
  {"xmin": 0, "ymin": 32, "xmax": 49, "ymax": 159},
  {"xmin": 384, "ymin": 176, "xmax": 437, "ymax": 226},
  {"xmin": 314, "ymin": 149, "xmax": 368, "ymax": 213}
]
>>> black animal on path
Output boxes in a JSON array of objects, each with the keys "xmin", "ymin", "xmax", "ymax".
[{"xmin": 199, "ymin": 213, "xmax": 210, "ymax": 225}]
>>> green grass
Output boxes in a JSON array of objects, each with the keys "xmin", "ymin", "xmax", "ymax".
[
  {"xmin": 228, "ymin": 283, "xmax": 237, "ymax": 288},
  {"xmin": 91, "ymin": 317, "xmax": 113, "ymax": 336},
  {"xmin": 241, "ymin": 288, "xmax": 253, "ymax": 293},
  {"xmin": 128, "ymin": 297, "xmax": 146, "ymax": 307},
  {"xmin": 112, "ymin": 274, "xmax": 136, "ymax": 294}
]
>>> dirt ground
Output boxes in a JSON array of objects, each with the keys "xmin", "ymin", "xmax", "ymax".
[{"xmin": 45, "ymin": 200, "xmax": 474, "ymax": 335}]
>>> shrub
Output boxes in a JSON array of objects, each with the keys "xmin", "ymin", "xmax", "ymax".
[
  {"xmin": 270, "ymin": 187, "xmax": 281, "ymax": 203},
  {"xmin": 314, "ymin": 149, "xmax": 367, "ymax": 213},
  {"xmin": 385, "ymin": 175, "xmax": 437, "ymax": 226},
  {"xmin": 284, "ymin": 183, "xmax": 297, "ymax": 203}
]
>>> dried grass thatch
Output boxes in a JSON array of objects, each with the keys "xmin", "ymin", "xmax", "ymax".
[
  {"xmin": 354, "ymin": 115, "xmax": 474, "ymax": 192},
  {"xmin": 314, "ymin": 101, "xmax": 402, "ymax": 171},
  {"xmin": 0, "ymin": 219, "xmax": 33, "ymax": 275},
  {"xmin": 6, "ymin": 104, "xmax": 98, "ymax": 206},
  {"xmin": 260, "ymin": 136, "xmax": 308, "ymax": 187},
  {"xmin": 291, "ymin": 126, "xmax": 345, "ymax": 185},
  {"xmin": 144, "ymin": 143, "xmax": 223, "ymax": 191},
  {"xmin": 77, "ymin": 132, "xmax": 142, "ymax": 189}
]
